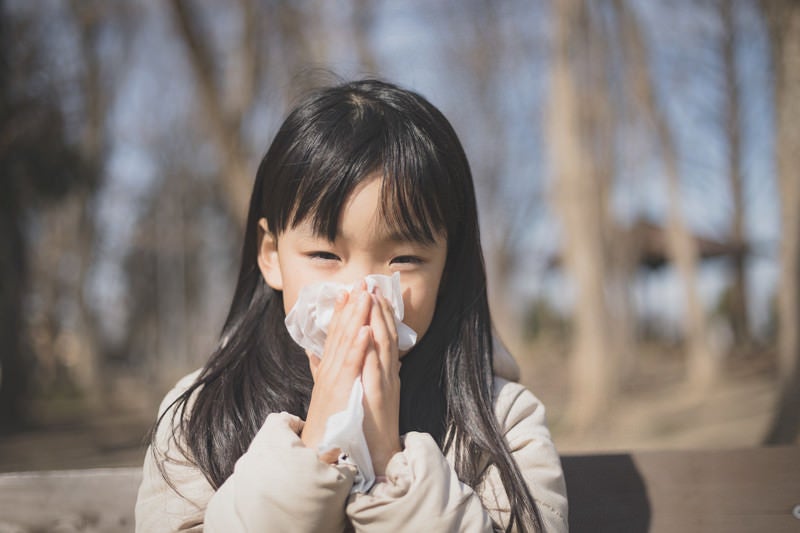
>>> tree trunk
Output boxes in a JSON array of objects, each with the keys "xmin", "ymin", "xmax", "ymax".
[
  {"xmin": 63, "ymin": 0, "xmax": 109, "ymax": 409},
  {"xmin": 0, "ymin": 201, "xmax": 30, "ymax": 432},
  {"xmin": 763, "ymin": 0, "xmax": 800, "ymax": 444},
  {"xmin": 169, "ymin": 0, "xmax": 253, "ymax": 230},
  {"xmin": 0, "ymin": 2, "xmax": 29, "ymax": 432},
  {"xmin": 441, "ymin": 0, "xmax": 531, "ymax": 360},
  {"xmin": 617, "ymin": 0, "xmax": 718, "ymax": 389},
  {"xmin": 351, "ymin": 0, "xmax": 379, "ymax": 74},
  {"xmin": 721, "ymin": 0, "xmax": 750, "ymax": 347},
  {"xmin": 549, "ymin": 0, "xmax": 615, "ymax": 430}
]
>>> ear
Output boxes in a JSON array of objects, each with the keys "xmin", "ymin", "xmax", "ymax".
[{"xmin": 257, "ymin": 218, "xmax": 283, "ymax": 291}]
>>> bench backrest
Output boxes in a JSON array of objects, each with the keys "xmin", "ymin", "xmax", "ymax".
[
  {"xmin": 562, "ymin": 446, "xmax": 800, "ymax": 532},
  {"xmin": 0, "ymin": 447, "xmax": 798, "ymax": 532}
]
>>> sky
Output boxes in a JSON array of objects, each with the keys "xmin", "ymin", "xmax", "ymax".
[{"xmin": 12, "ymin": 0, "xmax": 781, "ymax": 342}]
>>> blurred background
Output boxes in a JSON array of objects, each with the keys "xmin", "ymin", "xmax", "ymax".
[{"xmin": 1, "ymin": 0, "xmax": 798, "ymax": 472}]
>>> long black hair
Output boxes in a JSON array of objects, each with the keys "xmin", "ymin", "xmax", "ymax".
[{"xmin": 154, "ymin": 79, "xmax": 542, "ymax": 532}]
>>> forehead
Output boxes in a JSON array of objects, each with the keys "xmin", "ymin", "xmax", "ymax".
[
  {"xmin": 290, "ymin": 217, "xmax": 437, "ymax": 248},
  {"xmin": 292, "ymin": 178, "xmax": 444, "ymax": 246},
  {"xmin": 289, "ymin": 174, "xmax": 445, "ymax": 245}
]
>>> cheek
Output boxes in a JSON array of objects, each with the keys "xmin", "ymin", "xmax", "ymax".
[
  {"xmin": 402, "ymin": 281, "xmax": 440, "ymax": 340},
  {"xmin": 277, "ymin": 269, "xmax": 302, "ymax": 315},
  {"xmin": 282, "ymin": 288, "xmax": 297, "ymax": 316}
]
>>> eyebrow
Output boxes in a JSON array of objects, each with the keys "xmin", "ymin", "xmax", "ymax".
[
  {"xmin": 293, "ymin": 218, "xmax": 443, "ymax": 247},
  {"xmin": 376, "ymin": 227, "xmax": 443, "ymax": 247}
]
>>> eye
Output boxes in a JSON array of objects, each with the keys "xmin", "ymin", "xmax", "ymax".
[
  {"xmin": 391, "ymin": 255, "xmax": 423, "ymax": 265},
  {"xmin": 308, "ymin": 251, "xmax": 340, "ymax": 262}
]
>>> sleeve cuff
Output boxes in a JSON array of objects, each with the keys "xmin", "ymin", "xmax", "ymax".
[
  {"xmin": 346, "ymin": 432, "xmax": 492, "ymax": 531},
  {"xmin": 205, "ymin": 412, "xmax": 355, "ymax": 532}
]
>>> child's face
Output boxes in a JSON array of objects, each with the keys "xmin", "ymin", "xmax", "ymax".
[{"xmin": 258, "ymin": 177, "xmax": 448, "ymax": 356}]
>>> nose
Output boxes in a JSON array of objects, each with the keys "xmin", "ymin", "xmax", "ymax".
[{"xmin": 339, "ymin": 258, "xmax": 391, "ymax": 286}]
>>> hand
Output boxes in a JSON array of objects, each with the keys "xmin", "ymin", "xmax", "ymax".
[
  {"xmin": 301, "ymin": 284, "xmax": 372, "ymax": 463},
  {"xmin": 360, "ymin": 287, "xmax": 402, "ymax": 476}
]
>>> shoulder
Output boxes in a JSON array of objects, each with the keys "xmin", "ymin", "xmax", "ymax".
[
  {"xmin": 148, "ymin": 369, "xmax": 205, "ymax": 467},
  {"xmin": 151, "ymin": 368, "xmax": 205, "ymax": 456},
  {"xmin": 489, "ymin": 378, "xmax": 569, "ymax": 531},
  {"xmin": 492, "ymin": 337, "xmax": 521, "ymax": 382},
  {"xmin": 157, "ymin": 368, "xmax": 204, "ymax": 418},
  {"xmin": 136, "ymin": 369, "xmax": 213, "ymax": 531},
  {"xmin": 167, "ymin": 368, "xmax": 204, "ymax": 401},
  {"xmin": 491, "ymin": 376, "xmax": 547, "ymax": 436},
  {"xmin": 176, "ymin": 368, "xmax": 204, "ymax": 391}
]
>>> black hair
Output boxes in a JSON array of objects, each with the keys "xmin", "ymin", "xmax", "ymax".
[{"xmin": 153, "ymin": 79, "xmax": 542, "ymax": 532}]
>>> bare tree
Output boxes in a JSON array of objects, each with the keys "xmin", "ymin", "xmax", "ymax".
[
  {"xmin": 616, "ymin": 0, "xmax": 719, "ymax": 389},
  {"xmin": 0, "ymin": 2, "xmax": 90, "ymax": 429},
  {"xmin": 53, "ymin": 0, "xmax": 121, "ymax": 406},
  {"xmin": 21, "ymin": 1, "xmax": 134, "ymax": 411},
  {"xmin": 168, "ymin": 0, "xmax": 332, "ymax": 230},
  {"xmin": 548, "ymin": 0, "xmax": 617, "ymax": 429},
  {"xmin": 168, "ymin": 0, "xmax": 260, "ymax": 229},
  {"xmin": 762, "ymin": 0, "xmax": 800, "ymax": 444},
  {"xmin": 351, "ymin": 0, "xmax": 379, "ymax": 75},
  {"xmin": 720, "ymin": 0, "xmax": 750, "ymax": 347},
  {"xmin": 446, "ymin": 0, "xmax": 524, "ymax": 357}
]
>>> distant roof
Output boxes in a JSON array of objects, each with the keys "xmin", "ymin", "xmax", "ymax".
[{"xmin": 547, "ymin": 218, "xmax": 748, "ymax": 272}]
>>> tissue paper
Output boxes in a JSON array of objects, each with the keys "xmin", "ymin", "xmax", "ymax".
[
  {"xmin": 284, "ymin": 273, "xmax": 417, "ymax": 493},
  {"xmin": 285, "ymin": 273, "xmax": 417, "ymax": 357},
  {"xmin": 318, "ymin": 379, "xmax": 373, "ymax": 491}
]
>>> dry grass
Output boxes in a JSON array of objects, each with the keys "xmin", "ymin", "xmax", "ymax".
[
  {"xmin": 517, "ymin": 338, "xmax": 785, "ymax": 453},
  {"xmin": 0, "ymin": 341, "xmax": 788, "ymax": 473}
]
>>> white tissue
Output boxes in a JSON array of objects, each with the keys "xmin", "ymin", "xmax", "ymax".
[
  {"xmin": 285, "ymin": 272, "xmax": 417, "ymax": 357},
  {"xmin": 284, "ymin": 273, "xmax": 417, "ymax": 493},
  {"xmin": 318, "ymin": 378, "xmax": 373, "ymax": 491}
]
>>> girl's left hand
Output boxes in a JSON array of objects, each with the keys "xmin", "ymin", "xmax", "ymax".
[{"xmin": 361, "ymin": 287, "xmax": 402, "ymax": 476}]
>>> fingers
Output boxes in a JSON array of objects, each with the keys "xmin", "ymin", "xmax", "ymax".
[
  {"xmin": 321, "ymin": 287, "xmax": 372, "ymax": 374},
  {"xmin": 336, "ymin": 291, "xmax": 372, "ymax": 364},
  {"xmin": 360, "ymin": 288, "xmax": 402, "ymax": 476},
  {"xmin": 316, "ymin": 282, "xmax": 399, "ymax": 379},
  {"xmin": 369, "ymin": 287, "xmax": 400, "ymax": 373},
  {"xmin": 302, "ymin": 283, "xmax": 372, "ymax": 455},
  {"xmin": 311, "ymin": 283, "xmax": 402, "ymax": 476},
  {"xmin": 318, "ymin": 447, "xmax": 342, "ymax": 465},
  {"xmin": 306, "ymin": 351, "xmax": 321, "ymax": 381},
  {"xmin": 324, "ymin": 289, "xmax": 349, "ymax": 343}
]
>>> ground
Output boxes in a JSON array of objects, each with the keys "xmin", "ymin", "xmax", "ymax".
[
  {"xmin": 520, "ymin": 339, "xmax": 785, "ymax": 452},
  {"xmin": 0, "ymin": 342, "xmax": 789, "ymax": 474}
]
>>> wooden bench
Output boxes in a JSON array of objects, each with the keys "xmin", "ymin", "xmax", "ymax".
[
  {"xmin": 0, "ymin": 447, "xmax": 798, "ymax": 532},
  {"xmin": 562, "ymin": 446, "xmax": 800, "ymax": 532}
]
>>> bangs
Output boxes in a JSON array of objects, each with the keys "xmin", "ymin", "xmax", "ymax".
[{"xmin": 265, "ymin": 89, "xmax": 455, "ymax": 245}]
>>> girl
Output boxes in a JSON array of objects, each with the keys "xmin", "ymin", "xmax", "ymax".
[{"xmin": 135, "ymin": 79, "xmax": 567, "ymax": 532}]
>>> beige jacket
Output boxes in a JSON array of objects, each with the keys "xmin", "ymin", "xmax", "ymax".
[{"xmin": 135, "ymin": 370, "xmax": 568, "ymax": 532}]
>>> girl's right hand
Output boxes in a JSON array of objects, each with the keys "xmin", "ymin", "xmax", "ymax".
[
  {"xmin": 301, "ymin": 284, "xmax": 372, "ymax": 462},
  {"xmin": 360, "ymin": 288, "xmax": 402, "ymax": 476}
]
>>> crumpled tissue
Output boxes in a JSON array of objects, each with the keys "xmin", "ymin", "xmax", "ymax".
[{"xmin": 284, "ymin": 273, "xmax": 417, "ymax": 492}]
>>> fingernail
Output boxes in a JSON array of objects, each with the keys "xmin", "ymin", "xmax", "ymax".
[{"xmin": 336, "ymin": 290, "xmax": 347, "ymax": 304}]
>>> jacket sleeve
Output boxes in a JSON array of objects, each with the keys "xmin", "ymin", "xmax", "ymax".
[
  {"xmin": 345, "ymin": 378, "xmax": 568, "ymax": 533},
  {"xmin": 135, "ymin": 371, "xmax": 213, "ymax": 533},
  {"xmin": 477, "ymin": 378, "xmax": 569, "ymax": 532},
  {"xmin": 204, "ymin": 412, "xmax": 355, "ymax": 532},
  {"xmin": 135, "ymin": 372, "xmax": 356, "ymax": 533},
  {"xmin": 345, "ymin": 432, "xmax": 495, "ymax": 532}
]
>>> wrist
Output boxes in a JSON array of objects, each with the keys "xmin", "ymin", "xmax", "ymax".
[{"xmin": 371, "ymin": 443, "xmax": 402, "ymax": 476}]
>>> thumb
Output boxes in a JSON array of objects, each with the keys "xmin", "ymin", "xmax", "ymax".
[{"xmin": 306, "ymin": 350, "xmax": 321, "ymax": 380}]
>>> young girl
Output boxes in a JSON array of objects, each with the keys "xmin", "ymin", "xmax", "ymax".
[{"xmin": 135, "ymin": 79, "xmax": 567, "ymax": 532}]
